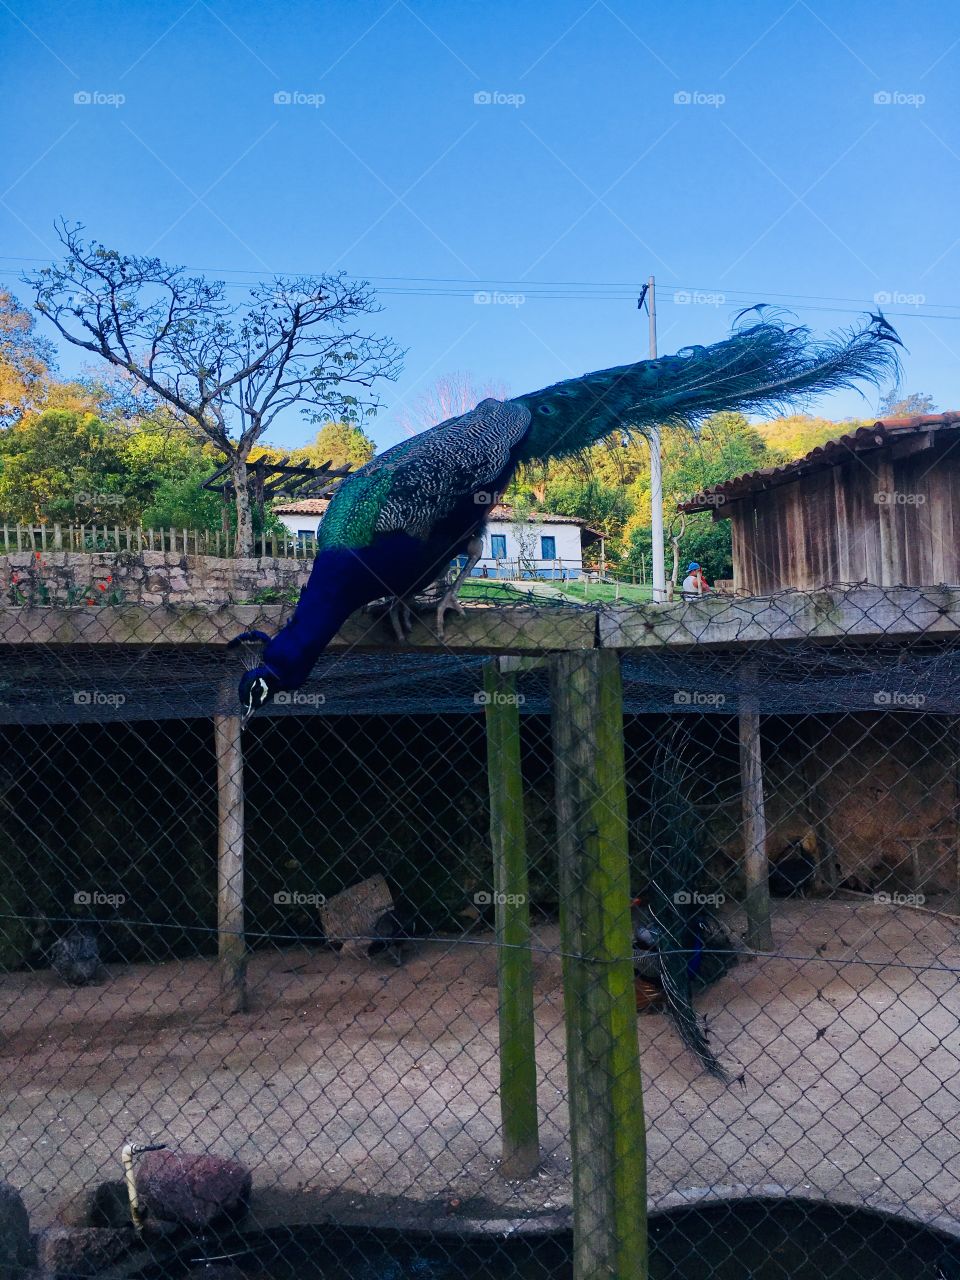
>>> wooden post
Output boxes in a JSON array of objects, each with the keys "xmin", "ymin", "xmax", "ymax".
[
  {"xmin": 550, "ymin": 649, "xmax": 647, "ymax": 1280},
  {"xmin": 739, "ymin": 673, "xmax": 772, "ymax": 950},
  {"xmin": 214, "ymin": 713, "xmax": 247, "ymax": 1014},
  {"xmin": 483, "ymin": 659, "xmax": 539, "ymax": 1179}
]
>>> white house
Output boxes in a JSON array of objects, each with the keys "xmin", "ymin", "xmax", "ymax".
[
  {"xmin": 272, "ymin": 499, "xmax": 601, "ymax": 579},
  {"xmin": 475, "ymin": 505, "xmax": 600, "ymax": 579},
  {"xmin": 272, "ymin": 498, "xmax": 329, "ymax": 541}
]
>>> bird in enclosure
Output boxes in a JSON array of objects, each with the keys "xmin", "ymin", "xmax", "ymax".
[
  {"xmin": 632, "ymin": 901, "xmax": 738, "ymax": 1008},
  {"xmin": 232, "ymin": 311, "xmax": 900, "ymax": 722},
  {"xmin": 366, "ymin": 908, "xmax": 418, "ymax": 967},
  {"xmin": 48, "ymin": 926, "xmax": 105, "ymax": 986},
  {"xmin": 640, "ymin": 738, "xmax": 742, "ymax": 1081}
]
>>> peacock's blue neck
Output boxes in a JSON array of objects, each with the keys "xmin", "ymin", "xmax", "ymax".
[{"xmin": 260, "ymin": 547, "xmax": 375, "ymax": 690}]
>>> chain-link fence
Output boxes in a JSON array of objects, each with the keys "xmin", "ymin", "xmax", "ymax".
[{"xmin": 2, "ymin": 585, "xmax": 960, "ymax": 1279}]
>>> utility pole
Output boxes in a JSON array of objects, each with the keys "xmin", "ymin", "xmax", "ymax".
[{"xmin": 643, "ymin": 276, "xmax": 666, "ymax": 603}]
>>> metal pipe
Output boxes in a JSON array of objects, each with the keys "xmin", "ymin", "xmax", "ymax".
[{"xmin": 122, "ymin": 1142, "xmax": 166, "ymax": 1230}]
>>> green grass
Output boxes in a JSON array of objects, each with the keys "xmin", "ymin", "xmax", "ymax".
[
  {"xmin": 551, "ymin": 580, "xmax": 654, "ymax": 604},
  {"xmin": 459, "ymin": 578, "xmax": 654, "ymax": 605},
  {"xmin": 459, "ymin": 580, "xmax": 536, "ymax": 603}
]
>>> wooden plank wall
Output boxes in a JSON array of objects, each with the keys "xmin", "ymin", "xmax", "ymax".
[{"xmin": 728, "ymin": 441, "xmax": 960, "ymax": 592}]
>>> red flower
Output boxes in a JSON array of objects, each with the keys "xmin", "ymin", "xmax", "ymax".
[
  {"xmin": 11, "ymin": 574, "xmax": 19, "ymax": 584},
  {"xmin": 86, "ymin": 598, "xmax": 94, "ymax": 605},
  {"xmin": 34, "ymin": 551, "xmax": 41, "ymax": 559},
  {"xmin": 106, "ymin": 575, "xmax": 113, "ymax": 584},
  {"xmin": 97, "ymin": 583, "xmax": 107, "ymax": 591}
]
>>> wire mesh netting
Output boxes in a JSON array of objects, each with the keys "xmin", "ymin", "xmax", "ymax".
[{"xmin": 2, "ymin": 586, "xmax": 960, "ymax": 1279}]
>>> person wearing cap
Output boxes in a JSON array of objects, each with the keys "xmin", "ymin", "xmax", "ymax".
[{"xmin": 681, "ymin": 561, "xmax": 711, "ymax": 600}]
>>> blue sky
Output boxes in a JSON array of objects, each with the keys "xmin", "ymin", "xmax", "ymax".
[{"xmin": 2, "ymin": 0, "xmax": 959, "ymax": 450}]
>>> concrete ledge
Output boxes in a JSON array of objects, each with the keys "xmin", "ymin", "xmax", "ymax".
[
  {"xmin": 600, "ymin": 585, "xmax": 960, "ymax": 648},
  {"xmin": 0, "ymin": 602, "xmax": 598, "ymax": 654}
]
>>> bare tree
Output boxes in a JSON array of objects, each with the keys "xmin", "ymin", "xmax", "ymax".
[
  {"xmin": 394, "ymin": 370, "xmax": 510, "ymax": 438},
  {"xmin": 27, "ymin": 222, "xmax": 402, "ymax": 553}
]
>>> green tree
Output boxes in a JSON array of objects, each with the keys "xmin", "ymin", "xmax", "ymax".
[
  {"xmin": 757, "ymin": 413, "xmax": 867, "ymax": 462},
  {"xmin": 0, "ymin": 290, "xmax": 55, "ymax": 428},
  {"xmin": 879, "ymin": 390, "xmax": 937, "ymax": 418},
  {"xmin": 298, "ymin": 421, "xmax": 375, "ymax": 470},
  {"xmin": 0, "ymin": 408, "xmax": 132, "ymax": 522},
  {"xmin": 28, "ymin": 223, "xmax": 401, "ymax": 553}
]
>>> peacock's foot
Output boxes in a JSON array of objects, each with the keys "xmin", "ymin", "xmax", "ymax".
[
  {"xmin": 388, "ymin": 597, "xmax": 415, "ymax": 643},
  {"xmin": 435, "ymin": 590, "xmax": 466, "ymax": 640}
]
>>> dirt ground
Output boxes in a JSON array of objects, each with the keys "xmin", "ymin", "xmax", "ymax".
[{"xmin": 1, "ymin": 899, "xmax": 960, "ymax": 1234}]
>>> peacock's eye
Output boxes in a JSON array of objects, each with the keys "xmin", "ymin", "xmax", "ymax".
[{"xmin": 537, "ymin": 405, "xmax": 555, "ymax": 415}]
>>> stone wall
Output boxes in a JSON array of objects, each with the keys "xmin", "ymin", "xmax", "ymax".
[{"xmin": 0, "ymin": 551, "xmax": 311, "ymax": 606}]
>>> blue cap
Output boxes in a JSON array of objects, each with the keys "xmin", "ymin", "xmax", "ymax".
[{"xmin": 687, "ymin": 562, "xmax": 700, "ymax": 572}]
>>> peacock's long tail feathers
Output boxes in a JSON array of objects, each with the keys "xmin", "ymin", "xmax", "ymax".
[
  {"xmin": 647, "ymin": 733, "xmax": 730, "ymax": 1081},
  {"xmin": 511, "ymin": 310, "xmax": 901, "ymax": 464}
]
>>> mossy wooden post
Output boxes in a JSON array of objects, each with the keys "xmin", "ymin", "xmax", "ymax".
[
  {"xmin": 739, "ymin": 668, "xmax": 772, "ymax": 950},
  {"xmin": 550, "ymin": 649, "xmax": 647, "ymax": 1280},
  {"xmin": 483, "ymin": 659, "xmax": 539, "ymax": 1179},
  {"xmin": 214, "ymin": 713, "xmax": 247, "ymax": 1014}
]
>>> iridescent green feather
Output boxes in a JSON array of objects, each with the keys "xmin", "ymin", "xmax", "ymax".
[{"xmin": 315, "ymin": 467, "xmax": 396, "ymax": 551}]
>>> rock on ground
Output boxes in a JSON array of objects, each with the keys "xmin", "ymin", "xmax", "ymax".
[
  {"xmin": 35, "ymin": 1225, "xmax": 132, "ymax": 1277},
  {"xmin": 54, "ymin": 1180, "xmax": 130, "ymax": 1229},
  {"xmin": 137, "ymin": 1151, "xmax": 251, "ymax": 1229},
  {"xmin": 0, "ymin": 1180, "xmax": 32, "ymax": 1269}
]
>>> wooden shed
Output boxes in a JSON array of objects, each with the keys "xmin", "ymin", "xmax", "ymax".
[{"xmin": 681, "ymin": 413, "xmax": 960, "ymax": 594}]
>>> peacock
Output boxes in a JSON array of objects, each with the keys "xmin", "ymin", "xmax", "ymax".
[
  {"xmin": 639, "ymin": 734, "xmax": 741, "ymax": 1081},
  {"xmin": 233, "ymin": 311, "xmax": 899, "ymax": 721}
]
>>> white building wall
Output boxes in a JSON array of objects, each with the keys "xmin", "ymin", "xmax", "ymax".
[
  {"xmin": 476, "ymin": 519, "xmax": 585, "ymax": 579},
  {"xmin": 276, "ymin": 513, "xmax": 321, "ymax": 538},
  {"xmin": 276, "ymin": 512, "xmax": 587, "ymax": 578}
]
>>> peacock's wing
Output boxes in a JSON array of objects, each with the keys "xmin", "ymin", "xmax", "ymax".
[{"xmin": 317, "ymin": 399, "xmax": 531, "ymax": 551}]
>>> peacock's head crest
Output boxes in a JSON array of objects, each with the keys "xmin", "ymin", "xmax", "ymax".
[
  {"xmin": 238, "ymin": 665, "xmax": 282, "ymax": 726},
  {"xmin": 228, "ymin": 630, "xmax": 283, "ymax": 726}
]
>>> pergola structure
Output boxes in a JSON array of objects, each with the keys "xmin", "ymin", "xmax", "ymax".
[{"xmin": 201, "ymin": 457, "xmax": 354, "ymax": 524}]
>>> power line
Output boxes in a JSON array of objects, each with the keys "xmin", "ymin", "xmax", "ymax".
[{"xmin": 0, "ymin": 256, "xmax": 957, "ymax": 320}]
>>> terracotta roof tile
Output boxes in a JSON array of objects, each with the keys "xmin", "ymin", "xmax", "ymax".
[{"xmin": 680, "ymin": 412, "xmax": 960, "ymax": 513}]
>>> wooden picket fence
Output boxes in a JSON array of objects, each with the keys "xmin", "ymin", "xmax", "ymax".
[{"xmin": 0, "ymin": 522, "xmax": 320, "ymax": 559}]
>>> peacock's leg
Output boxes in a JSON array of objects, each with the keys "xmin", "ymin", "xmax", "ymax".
[
  {"xmin": 388, "ymin": 595, "xmax": 416, "ymax": 643},
  {"xmin": 435, "ymin": 537, "xmax": 482, "ymax": 639}
]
